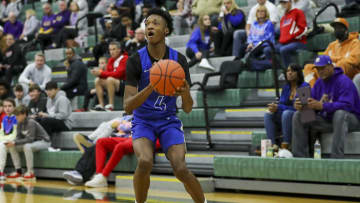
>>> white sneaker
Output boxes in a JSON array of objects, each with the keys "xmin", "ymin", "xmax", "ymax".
[
  {"xmin": 63, "ymin": 171, "xmax": 83, "ymax": 185},
  {"xmin": 85, "ymin": 174, "xmax": 108, "ymax": 188},
  {"xmin": 104, "ymin": 104, "xmax": 114, "ymax": 112},
  {"xmin": 198, "ymin": 58, "xmax": 215, "ymax": 71}
]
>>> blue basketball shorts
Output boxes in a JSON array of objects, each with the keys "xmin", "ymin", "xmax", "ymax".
[{"xmin": 131, "ymin": 115, "xmax": 185, "ymax": 153}]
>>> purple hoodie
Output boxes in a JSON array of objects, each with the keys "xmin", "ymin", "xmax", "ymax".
[
  {"xmin": 311, "ymin": 67, "xmax": 360, "ymax": 120},
  {"xmin": 4, "ymin": 20, "xmax": 23, "ymax": 39}
]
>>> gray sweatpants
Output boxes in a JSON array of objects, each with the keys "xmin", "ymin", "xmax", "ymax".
[
  {"xmin": 292, "ymin": 110, "xmax": 360, "ymax": 158},
  {"xmin": 7, "ymin": 140, "xmax": 51, "ymax": 173}
]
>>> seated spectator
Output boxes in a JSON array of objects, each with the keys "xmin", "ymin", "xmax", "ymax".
[
  {"xmin": 213, "ymin": 0, "xmax": 245, "ymax": 56},
  {"xmin": 54, "ymin": 1, "xmax": 88, "ymax": 48},
  {"xmin": 137, "ymin": 3, "xmax": 152, "ymax": 30},
  {"xmin": 94, "ymin": 0, "xmax": 116, "ymax": 15},
  {"xmin": 264, "ymin": 64, "xmax": 308, "ymax": 150},
  {"xmin": 0, "ymin": 80, "xmax": 12, "ymax": 100},
  {"xmin": 28, "ymin": 84, "xmax": 47, "ymax": 118},
  {"xmin": 18, "ymin": 52, "xmax": 52, "ymax": 93},
  {"xmin": 13, "ymin": 84, "xmax": 30, "ymax": 106},
  {"xmin": 278, "ymin": 0, "xmax": 315, "ymax": 29},
  {"xmin": 0, "ymin": 34, "xmax": 26, "ymax": 84},
  {"xmin": 1, "ymin": 0, "xmax": 22, "ymax": 23},
  {"xmin": 241, "ymin": 5, "xmax": 275, "ymax": 59},
  {"xmin": 36, "ymin": 81, "xmax": 72, "ymax": 137},
  {"xmin": 303, "ymin": 18, "xmax": 360, "ymax": 94},
  {"xmin": 36, "ymin": 3, "xmax": 56, "ymax": 50},
  {"xmin": 186, "ymin": 15, "xmax": 214, "ymax": 70},
  {"xmin": 125, "ymin": 27, "xmax": 146, "ymax": 56},
  {"xmin": 18, "ymin": 9, "xmax": 40, "ymax": 43},
  {"xmin": 191, "ymin": 0, "xmax": 222, "ymax": 27},
  {"xmin": 61, "ymin": 48, "xmax": 88, "ymax": 108},
  {"xmin": 172, "ymin": 0, "xmax": 193, "ymax": 35},
  {"xmin": 119, "ymin": 13, "xmax": 138, "ymax": 43},
  {"xmin": 78, "ymin": 57, "xmax": 107, "ymax": 112},
  {"xmin": 292, "ymin": 55, "xmax": 360, "ymax": 158},
  {"xmin": 3, "ymin": 12, "xmax": 23, "ymax": 39},
  {"xmin": 6, "ymin": 105, "xmax": 51, "ymax": 180},
  {"xmin": 52, "ymin": 0, "xmax": 71, "ymax": 48},
  {"xmin": 232, "ymin": 0, "xmax": 278, "ymax": 58},
  {"xmin": 263, "ymin": 0, "xmax": 307, "ymax": 68},
  {"xmin": 91, "ymin": 41, "xmax": 128, "ymax": 111},
  {"xmin": 0, "ymin": 98, "xmax": 17, "ymax": 180}
]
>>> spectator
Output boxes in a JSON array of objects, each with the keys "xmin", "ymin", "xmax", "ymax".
[
  {"xmin": 36, "ymin": 3, "xmax": 56, "ymax": 50},
  {"xmin": 303, "ymin": 18, "xmax": 360, "ymax": 94},
  {"xmin": 54, "ymin": 1, "xmax": 88, "ymax": 48},
  {"xmin": 0, "ymin": 80, "xmax": 12, "ymax": 100},
  {"xmin": 3, "ymin": 11, "xmax": 23, "ymax": 39},
  {"xmin": 186, "ymin": 15, "xmax": 214, "ymax": 70},
  {"xmin": 79, "ymin": 57, "xmax": 107, "ymax": 112},
  {"xmin": 28, "ymin": 84, "xmax": 47, "ymax": 118},
  {"xmin": 52, "ymin": 0, "xmax": 71, "ymax": 48},
  {"xmin": 18, "ymin": 52, "xmax": 52, "ymax": 93},
  {"xmin": 19, "ymin": 9, "xmax": 40, "ymax": 43},
  {"xmin": 242, "ymin": 5, "xmax": 275, "ymax": 59},
  {"xmin": 94, "ymin": 0, "xmax": 116, "ymax": 15},
  {"xmin": 172, "ymin": 0, "xmax": 193, "ymax": 35},
  {"xmin": 1, "ymin": 0, "xmax": 22, "ymax": 22},
  {"xmin": 0, "ymin": 34, "xmax": 26, "ymax": 84},
  {"xmin": 0, "ymin": 26, "xmax": 6, "ymax": 54},
  {"xmin": 278, "ymin": 0, "xmax": 315, "ymax": 29},
  {"xmin": 263, "ymin": 0, "xmax": 307, "ymax": 68},
  {"xmin": 137, "ymin": 3, "xmax": 152, "ymax": 30},
  {"xmin": 191, "ymin": 0, "xmax": 222, "ymax": 26},
  {"xmin": 13, "ymin": 84, "xmax": 30, "ymax": 106},
  {"xmin": 125, "ymin": 27, "xmax": 146, "ymax": 56},
  {"xmin": 232, "ymin": 0, "xmax": 278, "ymax": 58},
  {"xmin": 73, "ymin": 0, "xmax": 89, "ymax": 14},
  {"xmin": 7, "ymin": 105, "xmax": 51, "ymax": 180},
  {"xmin": 0, "ymin": 98, "xmax": 17, "ymax": 180},
  {"xmin": 61, "ymin": 48, "xmax": 88, "ymax": 103},
  {"xmin": 36, "ymin": 81, "xmax": 72, "ymax": 137},
  {"xmin": 213, "ymin": 0, "xmax": 245, "ymax": 56},
  {"xmin": 292, "ymin": 55, "xmax": 360, "ymax": 158},
  {"xmin": 119, "ymin": 13, "xmax": 138, "ymax": 43},
  {"xmin": 264, "ymin": 64, "xmax": 308, "ymax": 149},
  {"xmin": 91, "ymin": 41, "xmax": 128, "ymax": 111}
]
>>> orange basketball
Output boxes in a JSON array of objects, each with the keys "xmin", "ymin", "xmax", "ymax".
[{"xmin": 150, "ymin": 59, "xmax": 185, "ymax": 96}]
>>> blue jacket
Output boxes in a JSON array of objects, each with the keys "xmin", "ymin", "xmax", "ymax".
[
  {"xmin": 278, "ymin": 82, "xmax": 309, "ymax": 113},
  {"xmin": 218, "ymin": 9, "xmax": 245, "ymax": 31},
  {"xmin": 311, "ymin": 67, "xmax": 360, "ymax": 120},
  {"xmin": 186, "ymin": 27, "xmax": 211, "ymax": 53},
  {"xmin": 247, "ymin": 20, "xmax": 275, "ymax": 46},
  {"xmin": 52, "ymin": 10, "xmax": 71, "ymax": 32},
  {"xmin": 4, "ymin": 20, "xmax": 23, "ymax": 39}
]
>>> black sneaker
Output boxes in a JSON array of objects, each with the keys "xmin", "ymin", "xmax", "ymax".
[{"xmin": 90, "ymin": 105, "xmax": 105, "ymax": 112}]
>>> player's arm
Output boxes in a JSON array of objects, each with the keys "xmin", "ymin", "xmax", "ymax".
[
  {"xmin": 124, "ymin": 84, "xmax": 154, "ymax": 114},
  {"xmin": 176, "ymin": 54, "xmax": 193, "ymax": 113}
]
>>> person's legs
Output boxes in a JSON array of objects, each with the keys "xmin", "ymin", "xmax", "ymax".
[
  {"xmin": 352, "ymin": 73, "xmax": 360, "ymax": 98},
  {"xmin": 73, "ymin": 133, "xmax": 94, "ymax": 153},
  {"xmin": 105, "ymin": 77, "xmax": 120, "ymax": 107},
  {"xmin": 232, "ymin": 29, "xmax": 247, "ymax": 58},
  {"xmin": 186, "ymin": 47, "xmax": 199, "ymax": 68},
  {"xmin": 95, "ymin": 137, "xmax": 119, "ymax": 174},
  {"xmin": 101, "ymin": 138, "xmax": 133, "ymax": 177},
  {"xmin": 166, "ymin": 144, "xmax": 205, "ymax": 203},
  {"xmin": 213, "ymin": 31, "xmax": 223, "ymax": 56},
  {"xmin": 38, "ymin": 117, "xmax": 69, "ymax": 136},
  {"xmin": 281, "ymin": 110, "xmax": 295, "ymax": 144},
  {"xmin": 8, "ymin": 145, "xmax": 22, "ymax": 171},
  {"xmin": 220, "ymin": 31, "xmax": 234, "ymax": 56},
  {"xmin": 23, "ymin": 141, "xmax": 51, "ymax": 173},
  {"xmin": 0, "ymin": 143, "xmax": 7, "ymax": 173},
  {"xmin": 278, "ymin": 42, "xmax": 305, "ymax": 68},
  {"xmin": 291, "ymin": 111, "xmax": 311, "ymax": 157},
  {"xmin": 264, "ymin": 112, "xmax": 278, "ymax": 144},
  {"xmin": 95, "ymin": 77, "xmax": 107, "ymax": 107}
]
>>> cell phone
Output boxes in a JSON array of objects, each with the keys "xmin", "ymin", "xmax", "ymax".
[{"xmin": 297, "ymin": 86, "xmax": 311, "ymax": 105}]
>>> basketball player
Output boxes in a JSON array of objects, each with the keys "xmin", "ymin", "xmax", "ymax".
[{"xmin": 124, "ymin": 8, "xmax": 206, "ymax": 203}]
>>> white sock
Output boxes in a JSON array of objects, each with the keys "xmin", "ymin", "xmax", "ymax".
[{"xmin": 204, "ymin": 199, "xmax": 207, "ymax": 203}]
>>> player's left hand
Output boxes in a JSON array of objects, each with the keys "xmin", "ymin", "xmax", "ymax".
[{"xmin": 173, "ymin": 79, "xmax": 190, "ymax": 97}]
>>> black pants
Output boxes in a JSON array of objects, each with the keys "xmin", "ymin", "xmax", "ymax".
[
  {"xmin": 75, "ymin": 145, "xmax": 96, "ymax": 182},
  {"xmin": 186, "ymin": 48, "xmax": 210, "ymax": 68},
  {"xmin": 37, "ymin": 33, "xmax": 54, "ymax": 50},
  {"xmin": 0, "ymin": 66, "xmax": 24, "ymax": 85},
  {"xmin": 213, "ymin": 30, "xmax": 234, "ymax": 56},
  {"xmin": 37, "ymin": 117, "xmax": 69, "ymax": 136},
  {"xmin": 54, "ymin": 28, "xmax": 77, "ymax": 48},
  {"xmin": 83, "ymin": 89, "xmax": 98, "ymax": 110}
]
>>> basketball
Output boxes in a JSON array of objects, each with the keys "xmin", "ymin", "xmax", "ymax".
[{"xmin": 150, "ymin": 59, "xmax": 185, "ymax": 96}]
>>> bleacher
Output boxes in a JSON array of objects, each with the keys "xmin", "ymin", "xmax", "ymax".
[{"xmin": 5, "ymin": 0, "xmax": 360, "ymax": 199}]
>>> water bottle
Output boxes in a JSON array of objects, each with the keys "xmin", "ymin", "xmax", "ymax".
[{"xmin": 314, "ymin": 139, "xmax": 321, "ymax": 159}]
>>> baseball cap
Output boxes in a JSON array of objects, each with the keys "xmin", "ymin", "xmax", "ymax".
[
  {"xmin": 330, "ymin": 18, "xmax": 349, "ymax": 29},
  {"xmin": 314, "ymin": 55, "xmax": 332, "ymax": 67}
]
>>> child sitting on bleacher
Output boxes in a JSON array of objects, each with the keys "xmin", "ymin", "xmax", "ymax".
[
  {"xmin": 14, "ymin": 84, "xmax": 30, "ymax": 106},
  {"xmin": 0, "ymin": 98, "xmax": 17, "ymax": 180},
  {"xmin": 6, "ymin": 105, "xmax": 51, "ymax": 180}
]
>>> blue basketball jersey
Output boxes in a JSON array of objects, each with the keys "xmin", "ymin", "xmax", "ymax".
[{"xmin": 133, "ymin": 47, "xmax": 179, "ymax": 120}]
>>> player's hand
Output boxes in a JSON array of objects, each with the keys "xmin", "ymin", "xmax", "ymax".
[
  {"xmin": 268, "ymin": 103, "xmax": 278, "ymax": 113},
  {"xmin": 307, "ymin": 98, "xmax": 323, "ymax": 110},
  {"xmin": 195, "ymin": 52, "xmax": 202, "ymax": 60},
  {"xmin": 174, "ymin": 80, "xmax": 190, "ymax": 97},
  {"xmin": 294, "ymin": 98, "xmax": 303, "ymax": 111}
]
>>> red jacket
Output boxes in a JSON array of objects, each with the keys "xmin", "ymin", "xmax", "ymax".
[
  {"xmin": 100, "ymin": 52, "xmax": 129, "ymax": 80},
  {"xmin": 279, "ymin": 8, "xmax": 307, "ymax": 44}
]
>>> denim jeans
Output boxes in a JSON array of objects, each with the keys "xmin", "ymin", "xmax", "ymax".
[
  {"xmin": 232, "ymin": 29, "xmax": 247, "ymax": 58},
  {"xmin": 264, "ymin": 42, "xmax": 306, "ymax": 68},
  {"xmin": 264, "ymin": 110, "xmax": 295, "ymax": 145}
]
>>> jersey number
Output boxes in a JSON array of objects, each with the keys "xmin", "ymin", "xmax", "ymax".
[{"xmin": 154, "ymin": 96, "xmax": 166, "ymax": 111}]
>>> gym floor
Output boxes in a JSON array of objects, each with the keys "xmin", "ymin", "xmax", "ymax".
[{"xmin": 0, "ymin": 179, "xmax": 357, "ymax": 203}]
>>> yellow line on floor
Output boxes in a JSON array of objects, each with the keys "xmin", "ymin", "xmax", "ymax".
[
  {"xmin": 116, "ymin": 176, "xmax": 180, "ymax": 182},
  {"xmin": 156, "ymin": 153, "xmax": 214, "ymax": 158},
  {"xmin": 52, "ymin": 71, "xmax": 67, "ymax": 75},
  {"xmin": 225, "ymin": 108, "xmax": 267, "ymax": 112},
  {"xmin": 190, "ymin": 130, "xmax": 252, "ymax": 135}
]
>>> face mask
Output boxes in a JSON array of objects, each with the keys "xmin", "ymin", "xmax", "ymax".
[{"xmin": 334, "ymin": 30, "xmax": 347, "ymax": 41}]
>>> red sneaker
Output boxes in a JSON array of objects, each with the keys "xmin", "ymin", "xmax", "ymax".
[
  {"xmin": 23, "ymin": 172, "xmax": 36, "ymax": 181},
  {"xmin": 0, "ymin": 172, "xmax": 5, "ymax": 181},
  {"xmin": 74, "ymin": 108, "xmax": 85, "ymax": 112},
  {"xmin": 7, "ymin": 172, "xmax": 22, "ymax": 179}
]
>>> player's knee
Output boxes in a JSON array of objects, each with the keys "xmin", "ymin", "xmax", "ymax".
[
  {"xmin": 106, "ymin": 77, "xmax": 116, "ymax": 84},
  {"xmin": 95, "ymin": 77, "xmax": 101, "ymax": 85},
  {"xmin": 173, "ymin": 163, "xmax": 189, "ymax": 181},
  {"xmin": 23, "ymin": 144, "xmax": 32, "ymax": 152},
  {"xmin": 137, "ymin": 156, "xmax": 153, "ymax": 172}
]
